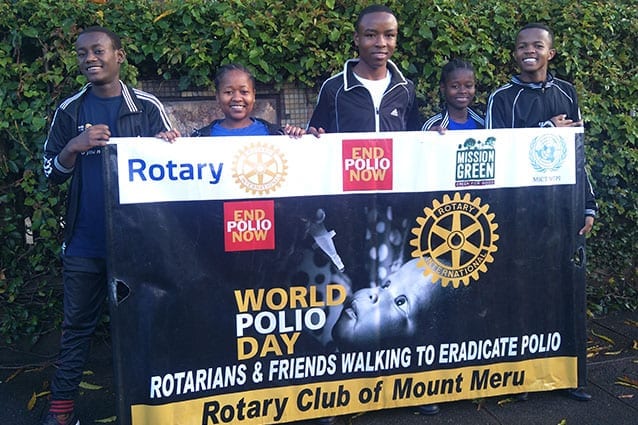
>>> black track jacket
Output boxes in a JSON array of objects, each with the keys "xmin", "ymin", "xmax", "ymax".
[{"xmin": 308, "ymin": 59, "xmax": 421, "ymax": 133}]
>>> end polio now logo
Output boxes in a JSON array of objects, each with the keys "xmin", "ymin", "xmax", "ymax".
[
  {"xmin": 342, "ymin": 138, "xmax": 393, "ymax": 191},
  {"xmin": 224, "ymin": 200, "xmax": 275, "ymax": 252}
]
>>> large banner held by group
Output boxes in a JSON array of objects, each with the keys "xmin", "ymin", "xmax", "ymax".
[{"xmin": 104, "ymin": 128, "xmax": 588, "ymax": 425}]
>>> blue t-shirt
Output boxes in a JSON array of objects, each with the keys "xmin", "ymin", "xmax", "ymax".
[
  {"xmin": 210, "ymin": 119, "xmax": 269, "ymax": 136},
  {"xmin": 447, "ymin": 118, "xmax": 479, "ymax": 131},
  {"xmin": 66, "ymin": 90, "xmax": 122, "ymax": 258}
]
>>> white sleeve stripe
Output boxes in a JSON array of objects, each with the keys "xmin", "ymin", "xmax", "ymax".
[
  {"xmin": 133, "ymin": 89, "xmax": 173, "ymax": 130},
  {"xmin": 468, "ymin": 109, "xmax": 485, "ymax": 125},
  {"xmin": 421, "ymin": 114, "xmax": 443, "ymax": 131},
  {"xmin": 54, "ymin": 156, "xmax": 74, "ymax": 173},
  {"xmin": 121, "ymin": 84, "xmax": 139, "ymax": 112}
]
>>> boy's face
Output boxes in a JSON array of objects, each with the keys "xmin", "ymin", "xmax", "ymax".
[
  {"xmin": 332, "ymin": 259, "xmax": 439, "ymax": 350},
  {"xmin": 353, "ymin": 11, "xmax": 398, "ymax": 73},
  {"xmin": 514, "ymin": 27, "xmax": 556, "ymax": 81},
  {"xmin": 216, "ymin": 69, "xmax": 256, "ymax": 128},
  {"xmin": 76, "ymin": 31, "xmax": 124, "ymax": 87},
  {"xmin": 440, "ymin": 69, "xmax": 476, "ymax": 112}
]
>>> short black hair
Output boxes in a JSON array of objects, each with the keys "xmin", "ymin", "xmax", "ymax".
[
  {"xmin": 440, "ymin": 58, "xmax": 475, "ymax": 84},
  {"xmin": 518, "ymin": 22, "xmax": 554, "ymax": 47},
  {"xmin": 78, "ymin": 26, "xmax": 122, "ymax": 50},
  {"xmin": 355, "ymin": 4, "xmax": 395, "ymax": 31},
  {"xmin": 214, "ymin": 63, "xmax": 256, "ymax": 91}
]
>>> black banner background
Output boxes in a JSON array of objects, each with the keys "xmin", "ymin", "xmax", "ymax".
[{"xmin": 104, "ymin": 133, "xmax": 587, "ymax": 425}]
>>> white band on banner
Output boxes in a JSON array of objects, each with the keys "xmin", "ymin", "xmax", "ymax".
[{"xmin": 114, "ymin": 128, "xmax": 580, "ymax": 205}]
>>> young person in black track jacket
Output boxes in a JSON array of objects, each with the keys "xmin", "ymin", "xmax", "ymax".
[
  {"xmin": 486, "ymin": 21, "xmax": 597, "ymax": 403},
  {"xmin": 486, "ymin": 71, "xmax": 580, "ymax": 129},
  {"xmin": 307, "ymin": 5, "xmax": 438, "ymax": 423},
  {"xmin": 486, "ymin": 22, "xmax": 597, "ymax": 234},
  {"xmin": 422, "ymin": 58, "xmax": 484, "ymax": 132},
  {"xmin": 485, "ymin": 43, "xmax": 581, "ymax": 130},
  {"xmin": 41, "ymin": 26, "xmax": 179, "ymax": 425},
  {"xmin": 307, "ymin": 4, "xmax": 421, "ymax": 135}
]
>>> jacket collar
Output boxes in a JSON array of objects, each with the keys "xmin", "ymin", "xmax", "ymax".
[
  {"xmin": 511, "ymin": 72, "xmax": 555, "ymax": 89},
  {"xmin": 342, "ymin": 59, "xmax": 407, "ymax": 91},
  {"xmin": 77, "ymin": 80, "xmax": 140, "ymax": 113}
]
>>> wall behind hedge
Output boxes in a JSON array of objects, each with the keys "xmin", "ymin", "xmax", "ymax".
[{"xmin": 1, "ymin": 0, "xmax": 636, "ymax": 343}]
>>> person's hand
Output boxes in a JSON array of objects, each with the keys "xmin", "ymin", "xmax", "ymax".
[
  {"xmin": 72, "ymin": 124, "xmax": 111, "ymax": 152},
  {"xmin": 57, "ymin": 124, "xmax": 110, "ymax": 169},
  {"xmin": 283, "ymin": 124, "xmax": 306, "ymax": 138},
  {"xmin": 155, "ymin": 129, "xmax": 181, "ymax": 143},
  {"xmin": 551, "ymin": 114, "xmax": 583, "ymax": 127},
  {"xmin": 428, "ymin": 125, "xmax": 447, "ymax": 135},
  {"xmin": 307, "ymin": 126, "xmax": 325, "ymax": 138},
  {"xmin": 579, "ymin": 215, "xmax": 594, "ymax": 235}
]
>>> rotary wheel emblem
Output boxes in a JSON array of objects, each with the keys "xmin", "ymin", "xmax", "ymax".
[
  {"xmin": 232, "ymin": 143, "xmax": 288, "ymax": 194},
  {"xmin": 409, "ymin": 192, "xmax": 499, "ymax": 287}
]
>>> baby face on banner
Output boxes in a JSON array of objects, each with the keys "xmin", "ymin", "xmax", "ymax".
[{"xmin": 332, "ymin": 258, "xmax": 442, "ymax": 351}]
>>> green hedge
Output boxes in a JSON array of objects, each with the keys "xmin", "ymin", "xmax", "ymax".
[{"xmin": 1, "ymin": 0, "xmax": 636, "ymax": 343}]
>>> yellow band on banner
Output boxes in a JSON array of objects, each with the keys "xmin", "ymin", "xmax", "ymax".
[{"xmin": 131, "ymin": 356, "xmax": 577, "ymax": 425}]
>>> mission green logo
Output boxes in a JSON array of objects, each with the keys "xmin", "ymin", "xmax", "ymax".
[{"xmin": 455, "ymin": 137, "xmax": 496, "ymax": 187}]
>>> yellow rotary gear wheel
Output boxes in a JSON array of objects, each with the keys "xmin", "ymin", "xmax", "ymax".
[
  {"xmin": 232, "ymin": 143, "xmax": 288, "ymax": 195},
  {"xmin": 409, "ymin": 192, "xmax": 499, "ymax": 288}
]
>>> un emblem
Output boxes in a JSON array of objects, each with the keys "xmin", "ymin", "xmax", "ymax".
[{"xmin": 529, "ymin": 134, "xmax": 567, "ymax": 172}]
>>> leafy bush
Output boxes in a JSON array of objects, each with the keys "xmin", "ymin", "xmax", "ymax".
[{"xmin": 1, "ymin": 0, "xmax": 636, "ymax": 343}]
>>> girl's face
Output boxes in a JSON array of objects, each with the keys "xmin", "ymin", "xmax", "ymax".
[
  {"xmin": 440, "ymin": 69, "xmax": 476, "ymax": 112},
  {"xmin": 217, "ymin": 69, "xmax": 256, "ymax": 128}
]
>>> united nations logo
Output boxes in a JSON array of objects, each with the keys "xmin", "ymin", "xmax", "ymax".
[
  {"xmin": 529, "ymin": 134, "xmax": 567, "ymax": 172},
  {"xmin": 232, "ymin": 143, "xmax": 288, "ymax": 194}
]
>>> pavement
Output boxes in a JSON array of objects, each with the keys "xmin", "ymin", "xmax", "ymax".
[{"xmin": 2, "ymin": 310, "xmax": 637, "ymax": 425}]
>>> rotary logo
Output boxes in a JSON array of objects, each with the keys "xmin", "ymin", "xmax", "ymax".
[
  {"xmin": 529, "ymin": 134, "xmax": 567, "ymax": 172},
  {"xmin": 232, "ymin": 143, "xmax": 288, "ymax": 195},
  {"xmin": 409, "ymin": 192, "xmax": 499, "ymax": 288}
]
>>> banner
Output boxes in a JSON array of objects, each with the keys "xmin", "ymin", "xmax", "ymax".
[{"xmin": 104, "ymin": 128, "xmax": 587, "ymax": 425}]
